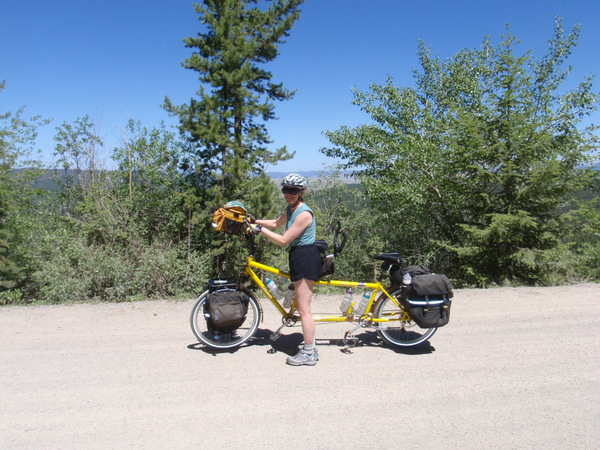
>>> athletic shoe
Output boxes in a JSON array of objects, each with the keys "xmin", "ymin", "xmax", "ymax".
[
  {"xmin": 286, "ymin": 348, "xmax": 318, "ymax": 366},
  {"xmin": 299, "ymin": 345, "xmax": 319, "ymax": 360}
]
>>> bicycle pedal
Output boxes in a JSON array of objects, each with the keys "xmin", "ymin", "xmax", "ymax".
[
  {"xmin": 269, "ymin": 331, "xmax": 281, "ymax": 342},
  {"xmin": 341, "ymin": 347, "xmax": 353, "ymax": 354}
]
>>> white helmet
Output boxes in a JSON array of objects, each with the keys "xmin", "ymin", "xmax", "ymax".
[{"xmin": 281, "ymin": 173, "xmax": 307, "ymax": 189}]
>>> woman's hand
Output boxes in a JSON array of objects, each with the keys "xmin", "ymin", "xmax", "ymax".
[{"xmin": 246, "ymin": 223, "xmax": 262, "ymax": 235}]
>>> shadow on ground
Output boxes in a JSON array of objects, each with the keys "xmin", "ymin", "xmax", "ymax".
[{"xmin": 187, "ymin": 328, "xmax": 435, "ymax": 356}]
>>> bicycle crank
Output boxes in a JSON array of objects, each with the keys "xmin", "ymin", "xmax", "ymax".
[{"xmin": 269, "ymin": 330, "xmax": 281, "ymax": 342}]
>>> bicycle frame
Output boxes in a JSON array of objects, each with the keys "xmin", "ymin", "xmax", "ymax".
[
  {"xmin": 190, "ymin": 225, "xmax": 440, "ymax": 349},
  {"xmin": 244, "ymin": 255, "xmax": 409, "ymax": 323}
]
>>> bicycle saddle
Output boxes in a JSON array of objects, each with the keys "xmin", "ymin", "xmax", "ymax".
[{"xmin": 374, "ymin": 252, "xmax": 402, "ymax": 264}]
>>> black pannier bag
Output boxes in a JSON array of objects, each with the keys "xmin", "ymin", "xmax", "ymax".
[
  {"xmin": 403, "ymin": 273, "xmax": 454, "ymax": 329},
  {"xmin": 389, "ymin": 264, "xmax": 432, "ymax": 284},
  {"xmin": 314, "ymin": 240, "xmax": 335, "ymax": 278},
  {"xmin": 205, "ymin": 280, "xmax": 249, "ymax": 333}
]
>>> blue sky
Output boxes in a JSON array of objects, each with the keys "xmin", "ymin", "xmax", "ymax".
[{"xmin": 2, "ymin": 0, "xmax": 599, "ymax": 172}]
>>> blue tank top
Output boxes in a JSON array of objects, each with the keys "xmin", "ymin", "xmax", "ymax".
[{"xmin": 286, "ymin": 204, "xmax": 316, "ymax": 247}]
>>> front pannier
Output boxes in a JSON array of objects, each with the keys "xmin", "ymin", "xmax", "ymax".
[
  {"xmin": 205, "ymin": 280, "xmax": 249, "ymax": 333},
  {"xmin": 403, "ymin": 273, "xmax": 453, "ymax": 329}
]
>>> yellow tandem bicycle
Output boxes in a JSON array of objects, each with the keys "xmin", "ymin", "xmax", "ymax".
[{"xmin": 190, "ymin": 222, "xmax": 446, "ymax": 350}]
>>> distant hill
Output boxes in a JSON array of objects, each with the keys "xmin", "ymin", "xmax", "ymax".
[
  {"xmin": 268, "ymin": 170, "xmax": 357, "ymax": 184},
  {"xmin": 269, "ymin": 161, "xmax": 600, "ymax": 179},
  {"xmin": 268, "ymin": 170, "xmax": 331, "ymax": 179},
  {"xmin": 15, "ymin": 162, "xmax": 598, "ymax": 191}
]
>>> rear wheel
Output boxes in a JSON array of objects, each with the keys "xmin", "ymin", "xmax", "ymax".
[
  {"xmin": 190, "ymin": 287, "xmax": 261, "ymax": 349},
  {"xmin": 374, "ymin": 285, "xmax": 437, "ymax": 347}
]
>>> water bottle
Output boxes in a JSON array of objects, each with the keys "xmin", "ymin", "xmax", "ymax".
[
  {"xmin": 354, "ymin": 291, "xmax": 371, "ymax": 316},
  {"xmin": 283, "ymin": 283, "xmax": 295, "ymax": 308},
  {"xmin": 402, "ymin": 272, "xmax": 412, "ymax": 285},
  {"xmin": 265, "ymin": 278, "xmax": 283, "ymax": 300},
  {"xmin": 339, "ymin": 287, "xmax": 354, "ymax": 313}
]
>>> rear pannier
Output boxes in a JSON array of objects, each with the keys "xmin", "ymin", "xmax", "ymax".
[
  {"xmin": 402, "ymin": 272, "xmax": 454, "ymax": 329},
  {"xmin": 390, "ymin": 264, "xmax": 432, "ymax": 284}
]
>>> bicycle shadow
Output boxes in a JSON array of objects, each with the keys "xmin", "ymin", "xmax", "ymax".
[
  {"xmin": 186, "ymin": 328, "xmax": 301, "ymax": 356},
  {"xmin": 188, "ymin": 328, "xmax": 435, "ymax": 356},
  {"xmin": 251, "ymin": 328, "xmax": 304, "ymax": 356},
  {"xmin": 187, "ymin": 342, "xmax": 242, "ymax": 355},
  {"xmin": 317, "ymin": 330, "xmax": 436, "ymax": 355}
]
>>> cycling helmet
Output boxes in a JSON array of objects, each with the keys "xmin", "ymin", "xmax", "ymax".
[{"xmin": 281, "ymin": 173, "xmax": 307, "ymax": 189}]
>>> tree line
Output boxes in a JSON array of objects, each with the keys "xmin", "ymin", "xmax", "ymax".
[{"xmin": 1, "ymin": 1, "xmax": 598, "ymax": 304}]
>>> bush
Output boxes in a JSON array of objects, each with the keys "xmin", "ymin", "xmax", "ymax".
[
  {"xmin": 0, "ymin": 289, "xmax": 24, "ymax": 305},
  {"xmin": 30, "ymin": 232, "xmax": 210, "ymax": 303}
]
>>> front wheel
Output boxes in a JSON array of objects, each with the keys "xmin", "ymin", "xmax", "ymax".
[
  {"xmin": 190, "ymin": 287, "xmax": 261, "ymax": 349},
  {"xmin": 373, "ymin": 285, "xmax": 437, "ymax": 347}
]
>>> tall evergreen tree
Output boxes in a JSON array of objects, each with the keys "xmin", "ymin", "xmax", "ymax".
[
  {"xmin": 164, "ymin": 0, "xmax": 304, "ymax": 276},
  {"xmin": 164, "ymin": 0, "xmax": 302, "ymax": 199}
]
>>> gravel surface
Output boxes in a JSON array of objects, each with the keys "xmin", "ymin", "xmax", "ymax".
[{"xmin": 1, "ymin": 283, "xmax": 599, "ymax": 449}]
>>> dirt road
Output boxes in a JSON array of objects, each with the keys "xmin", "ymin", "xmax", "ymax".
[{"xmin": 1, "ymin": 283, "xmax": 599, "ymax": 449}]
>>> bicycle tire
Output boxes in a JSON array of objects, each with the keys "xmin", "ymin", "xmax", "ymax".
[
  {"xmin": 373, "ymin": 285, "xmax": 437, "ymax": 347},
  {"xmin": 190, "ymin": 287, "xmax": 261, "ymax": 349}
]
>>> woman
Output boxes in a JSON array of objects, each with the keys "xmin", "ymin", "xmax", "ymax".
[{"xmin": 250, "ymin": 173, "xmax": 321, "ymax": 366}]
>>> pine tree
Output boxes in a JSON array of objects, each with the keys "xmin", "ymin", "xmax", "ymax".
[
  {"xmin": 164, "ymin": 0, "xmax": 304, "ymax": 276},
  {"xmin": 165, "ymin": 0, "xmax": 302, "ymax": 200}
]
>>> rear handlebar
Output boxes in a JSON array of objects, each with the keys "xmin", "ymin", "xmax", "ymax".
[{"xmin": 333, "ymin": 221, "xmax": 347, "ymax": 257}]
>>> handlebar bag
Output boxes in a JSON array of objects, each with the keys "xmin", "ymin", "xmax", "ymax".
[
  {"xmin": 403, "ymin": 273, "xmax": 454, "ymax": 328},
  {"xmin": 211, "ymin": 202, "xmax": 247, "ymax": 235},
  {"xmin": 205, "ymin": 288, "xmax": 249, "ymax": 333}
]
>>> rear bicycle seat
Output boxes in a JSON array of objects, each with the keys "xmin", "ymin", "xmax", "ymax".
[{"xmin": 374, "ymin": 252, "xmax": 402, "ymax": 264}]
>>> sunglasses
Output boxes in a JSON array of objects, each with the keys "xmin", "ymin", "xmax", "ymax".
[{"xmin": 281, "ymin": 187, "xmax": 302, "ymax": 195}]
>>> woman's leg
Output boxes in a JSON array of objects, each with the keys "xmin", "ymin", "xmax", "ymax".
[{"xmin": 294, "ymin": 278, "xmax": 315, "ymax": 345}]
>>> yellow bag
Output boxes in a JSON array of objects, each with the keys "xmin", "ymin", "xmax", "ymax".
[{"xmin": 211, "ymin": 201, "xmax": 248, "ymax": 235}]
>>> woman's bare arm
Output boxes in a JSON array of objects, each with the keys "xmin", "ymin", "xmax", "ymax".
[{"xmin": 260, "ymin": 210, "xmax": 312, "ymax": 247}]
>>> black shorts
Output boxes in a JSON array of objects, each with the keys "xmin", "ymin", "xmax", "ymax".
[{"xmin": 289, "ymin": 245, "xmax": 322, "ymax": 282}]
